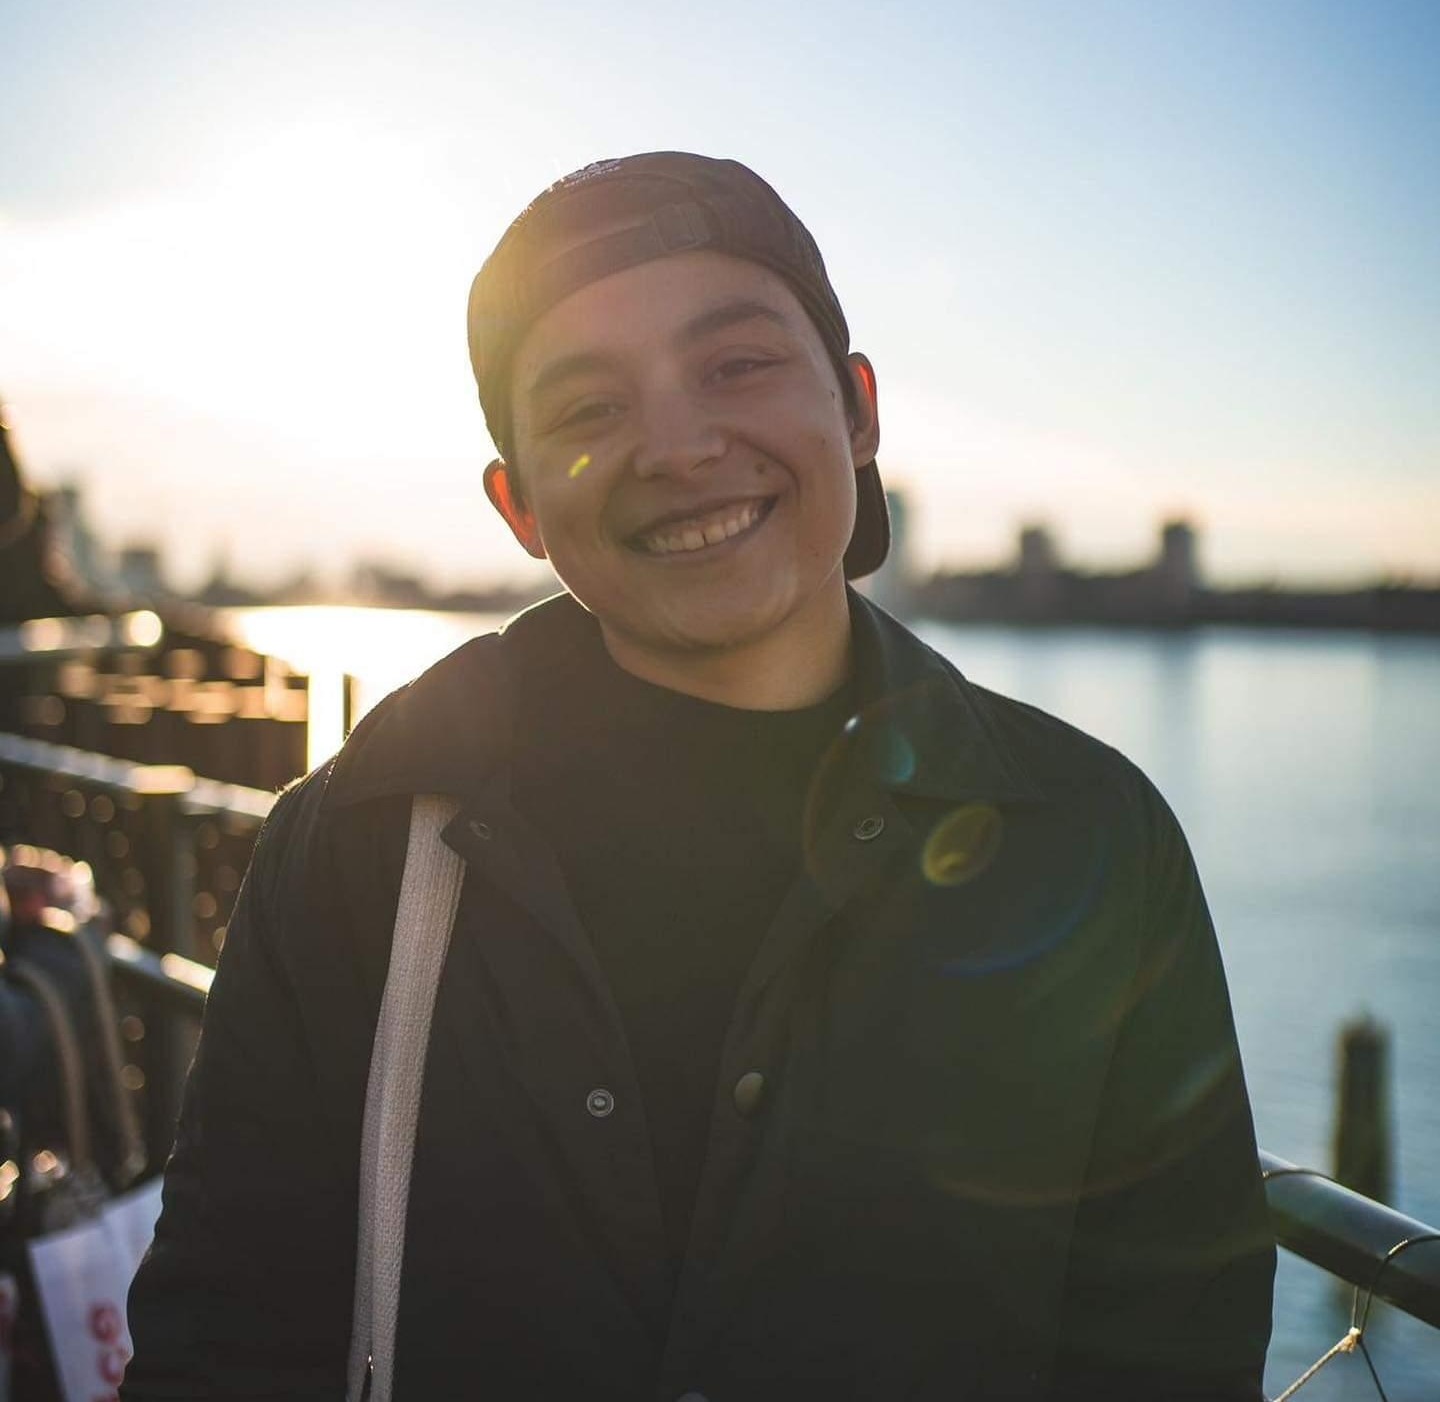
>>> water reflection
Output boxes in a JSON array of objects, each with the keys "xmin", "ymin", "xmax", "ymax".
[{"xmin": 225, "ymin": 605, "xmax": 503, "ymax": 767}]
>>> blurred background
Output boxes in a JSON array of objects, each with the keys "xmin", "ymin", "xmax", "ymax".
[{"xmin": 3, "ymin": 1, "xmax": 1438, "ymax": 1395}]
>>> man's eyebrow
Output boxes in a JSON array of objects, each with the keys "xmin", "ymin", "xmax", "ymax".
[
  {"xmin": 523, "ymin": 299, "xmax": 792, "ymax": 404},
  {"xmin": 676, "ymin": 298, "xmax": 790, "ymax": 346},
  {"xmin": 524, "ymin": 351, "xmax": 613, "ymax": 404}
]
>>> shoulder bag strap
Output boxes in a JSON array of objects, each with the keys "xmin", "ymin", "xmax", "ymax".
[
  {"xmin": 346, "ymin": 795, "xmax": 464, "ymax": 1402},
  {"xmin": 71, "ymin": 924, "xmax": 147, "ymax": 1186},
  {"xmin": 6, "ymin": 960, "xmax": 92, "ymax": 1177}
]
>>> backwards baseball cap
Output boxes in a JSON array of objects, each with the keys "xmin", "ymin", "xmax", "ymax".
[{"xmin": 467, "ymin": 151, "xmax": 889, "ymax": 579}]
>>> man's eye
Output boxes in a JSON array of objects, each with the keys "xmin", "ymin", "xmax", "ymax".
[
  {"xmin": 552, "ymin": 399, "xmax": 621, "ymax": 432},
  {"xmin": 709, "ymin": 355, "xmax": 776, "ymax": 383}
]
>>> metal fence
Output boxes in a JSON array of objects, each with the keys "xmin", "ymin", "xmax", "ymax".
[
  {"xmin": 0, "ymin": 730, "xmax": 272, "ymax": 1165},
  {"xmin": 0, "ymin": 609, "xmax": 310, "ymax": 790}
]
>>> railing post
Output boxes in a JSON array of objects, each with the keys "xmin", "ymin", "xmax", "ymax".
[{"xmin": 135, "ymin": 780, "xmax": 199, "ymax": 1171}]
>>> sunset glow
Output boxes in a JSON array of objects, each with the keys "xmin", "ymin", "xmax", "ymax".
[{"xmin": 3, "ymin": 1, "xmax": 1437, "ymax": 590}]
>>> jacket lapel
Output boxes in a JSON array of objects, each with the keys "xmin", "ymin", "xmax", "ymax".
[{"xmin": 437, "ymin": 791, "xmax": 672, "ymax": 1338}]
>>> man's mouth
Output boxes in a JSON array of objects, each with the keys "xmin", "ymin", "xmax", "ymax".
[{"xmin": 630, "ymin": 497, "xmax": 775, "ymax": 557}]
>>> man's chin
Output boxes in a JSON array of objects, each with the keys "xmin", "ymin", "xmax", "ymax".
[{"xmin": 605, "ymin": 607, "xmax": 786, "ymax": 662}]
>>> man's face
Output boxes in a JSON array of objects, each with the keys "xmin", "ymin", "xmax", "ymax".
[{"xmin": 494, "ymin": 250, "xmax": 879, "ymax": 670}]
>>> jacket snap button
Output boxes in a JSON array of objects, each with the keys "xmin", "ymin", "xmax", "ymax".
[
  {"xmin": 852, "ymin": 814, "xmax": 885, "ymax": 842},
  {"xmin": 733, "ymin": 1071, "xmax": 766, "ymax": 1118},
  {"xmin": 467, "ymin": 818, "xmax": 492, "ymax": 841},
  {"xmin": 586, "ymin": 1088, "xmax": 615, "ymax": 1118}
]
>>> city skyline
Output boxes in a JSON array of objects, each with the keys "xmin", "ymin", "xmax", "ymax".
[
  {"xmin": 3, "ymin": 1, "xmax": 1438, "ymax": 590},
  {"xmin": 39, "ymin": 469, "xmax": 1440, "ymax": 632}
]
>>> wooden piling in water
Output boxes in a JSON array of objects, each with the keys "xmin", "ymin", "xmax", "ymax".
[{"xmin": 1333, "ymin": 1014, "xmax": 1392, "ymax": 1204}]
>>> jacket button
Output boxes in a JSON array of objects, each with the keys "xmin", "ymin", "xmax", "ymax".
[
  {"xmin": 467, "ymin": 818, "xmax": 492, "ymax": 841},
  {"xmin": 732, "ymin": 1071, "xmax": 766, "ymax": 1118},
  {"xmin": 853, "ymin": 814, "xmax": 885, "ymax": 841},
  {"xmin": 586, "ymin": 1088, "xmax": 615, "ymax": 1118}
]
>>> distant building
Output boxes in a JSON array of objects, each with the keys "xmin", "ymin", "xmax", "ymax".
[
  {"xmin": 1, "ymin": 400, "xmax": 92, "ymax": 619},
  {"xmin": 196, "ymin": 548, "xmax": 264, "ymax": 607},
  {"xmin": 44, "ymin": 481, "xmax": 112, "ymax": 595},
  {"xmin": 271, "ymin": 568, "xmax": 325, "ymax": 605},
  {"xmin": 909, "ymin": 513, "xmax": 1440, "ymax": 635},
  {"xmin": 1153, "ymin": 519, "xmax": 1199, "ymax": 610},
  {"xmin": 1016, "ymin": 523, "xmax": 1058, "ymax": 576},
  {"xmin": 1016, "ymin": 523, "xmax": 1061, "ymax": 614},
  {"xmin": 116, "ymin": 544, "xmax": 167, "ymax": 601},
  {"xmin": 914, "ymin": 518, "xmax": 1210, "ymax": 627},
  {"xmin": 350, "ymin": 560, "xmax": 432, "ymax": 609}
]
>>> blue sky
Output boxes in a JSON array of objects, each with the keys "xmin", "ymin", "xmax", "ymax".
[{"xmin": 2, "ymin": 0, "xmax": 1437, "ymax": 588}]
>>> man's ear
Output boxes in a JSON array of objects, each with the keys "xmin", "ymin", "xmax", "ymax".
[
  {"xmin": 483, "ymin": 459, "xmax": 547, "ymax": 560},
  {"xmin": 845, "ymin": 353, "xmax": 881, "ymax": 466}
]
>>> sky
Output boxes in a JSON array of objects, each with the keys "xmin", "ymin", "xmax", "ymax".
[{"xmin": 2, "ymin": 0, "xmax": 1438, "ymax": 591}]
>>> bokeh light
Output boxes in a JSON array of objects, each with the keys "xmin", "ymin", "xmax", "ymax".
[{"xmin": 921, "ymin": 802, "xmax": 1003, "ymax": 887}]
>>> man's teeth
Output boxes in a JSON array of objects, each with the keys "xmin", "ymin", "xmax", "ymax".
[{"xmin": 639, "ymin": 500, "xmax": 765, "ymax": 555}]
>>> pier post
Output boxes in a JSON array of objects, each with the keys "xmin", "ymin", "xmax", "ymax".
[{"xmin": 1332, "ymin": 1014, "xmax": 1392, "ymax": 1204}]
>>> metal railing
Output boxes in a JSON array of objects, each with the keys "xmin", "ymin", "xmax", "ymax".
[
  {"xmin": 0, "ymin": 609, "xmax": 311, "ymax": 791},
  {"xmin": 1261, "ymin": 1153, "xmax": 1440, "ymax": 1330},
  {"xmin": 106, "ymin": 931, "xmax": 213, "ymax": 1013},
  {"xmin": 0, "ymin": 610, "xmax": 167, "ymax": 661},
  {"xmin": 4, "ymin": 728, "xmax": 1440, "ymax": 1369},
  {"xmin": 1, "ymin": 729, "xmax": 274, "ymax": 1164},
  {"xmin": 0, "ymin": 730, "xmax": 275, "ymax": 825}
]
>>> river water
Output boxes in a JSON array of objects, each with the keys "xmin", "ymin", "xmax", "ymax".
[
  {"xmin": 910, "ymin": 623, "xmax": 1440, "ymax": 1400},
  {"xmin": 230, "ymin": 605, "xmax": 1440, "ymax": 1398}
]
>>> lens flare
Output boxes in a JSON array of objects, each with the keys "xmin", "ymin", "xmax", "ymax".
[
  {"xmin": 925, "ymin": 1044, "xmax": 1240, "ymax": 1206},
  {"xmin": 922, "ymin": 803, "xmax": 1003, "ymax": 886}
]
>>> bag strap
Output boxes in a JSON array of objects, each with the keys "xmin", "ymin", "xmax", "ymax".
[
  {"xmin": 71, "ymin": 924, "xmax": 147, "ymax": 1186},
  {"xmin": 6, "ymin": 960, "xmax": 92, "ymax": 1176},
  {"xmin": 347, "ymin": 795, "xmax": 464, "ymax": 1402}
]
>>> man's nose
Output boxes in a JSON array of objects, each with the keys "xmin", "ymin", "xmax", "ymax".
[{"xmin": 631, "ymin": 387, "xmax": 726, "ymax": 479}]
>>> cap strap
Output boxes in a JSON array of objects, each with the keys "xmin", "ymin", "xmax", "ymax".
[{"xmin": 529, "ymin": 201, "xmax": 721, "ymax": 319}]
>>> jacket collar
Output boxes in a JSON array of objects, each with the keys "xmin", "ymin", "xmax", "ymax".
[
  {"xmin": 325, "ymin": 591, "xmax": 1049, "ymax": 811},
  {"xmin": 843, "ymin": 593, "xmax": 1047, "ymax": 805}
]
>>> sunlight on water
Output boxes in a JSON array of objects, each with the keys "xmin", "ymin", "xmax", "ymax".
[{"xmin": 223, "ymin": 606, "xmax": 504, "ymax": 767}]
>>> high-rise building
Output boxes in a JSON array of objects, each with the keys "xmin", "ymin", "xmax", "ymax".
[
  {"xmin": 44, "ymin": 481, "xmax": 111, "ymax": 594},
  {"xmin": 1016, "ymin": 522, "xmax": 1061, "ymax": 612},
  {"xmin": 117, "ymin": 544, "xmax": 167, "ymax": 602},
  {"xmin": 1154, "ymin": 519, "xmax": 1200, "ymax": 610},
  {"xmin": 1017, "ymin": 523, "xmax": 1059, "ymax": 577}
]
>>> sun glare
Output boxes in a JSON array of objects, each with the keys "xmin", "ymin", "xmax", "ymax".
[
  {"xmin": 226, "ymin": 605, "xmax": 506, "ymax": 767},
  {"xmin": 1, "ymin": 120, "xmax": 480, "ymax": 460}
]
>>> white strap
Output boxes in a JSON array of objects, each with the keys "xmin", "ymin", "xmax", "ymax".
[{"xmin": 347, "ymin": 795, "xmax": 465, "ymax": 1402}]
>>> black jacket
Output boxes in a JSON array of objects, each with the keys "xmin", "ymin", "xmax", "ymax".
[{"xmin": 123, "ymin": 593, "xmax": 1274, "ymax": 1400}]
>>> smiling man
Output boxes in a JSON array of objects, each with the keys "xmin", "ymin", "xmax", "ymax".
[
  {"xmin": 485, "ymin": 249, "xmax": 873, "ymax": 707},
  {"xmin": 124, "ymin": 154, "xmax": 1273, "ymax": 1400}
]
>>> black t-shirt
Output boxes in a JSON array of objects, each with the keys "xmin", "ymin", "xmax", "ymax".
[{"xmin": 512, "ymin": 623, "xmax": 853, "ymax": 1278}]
